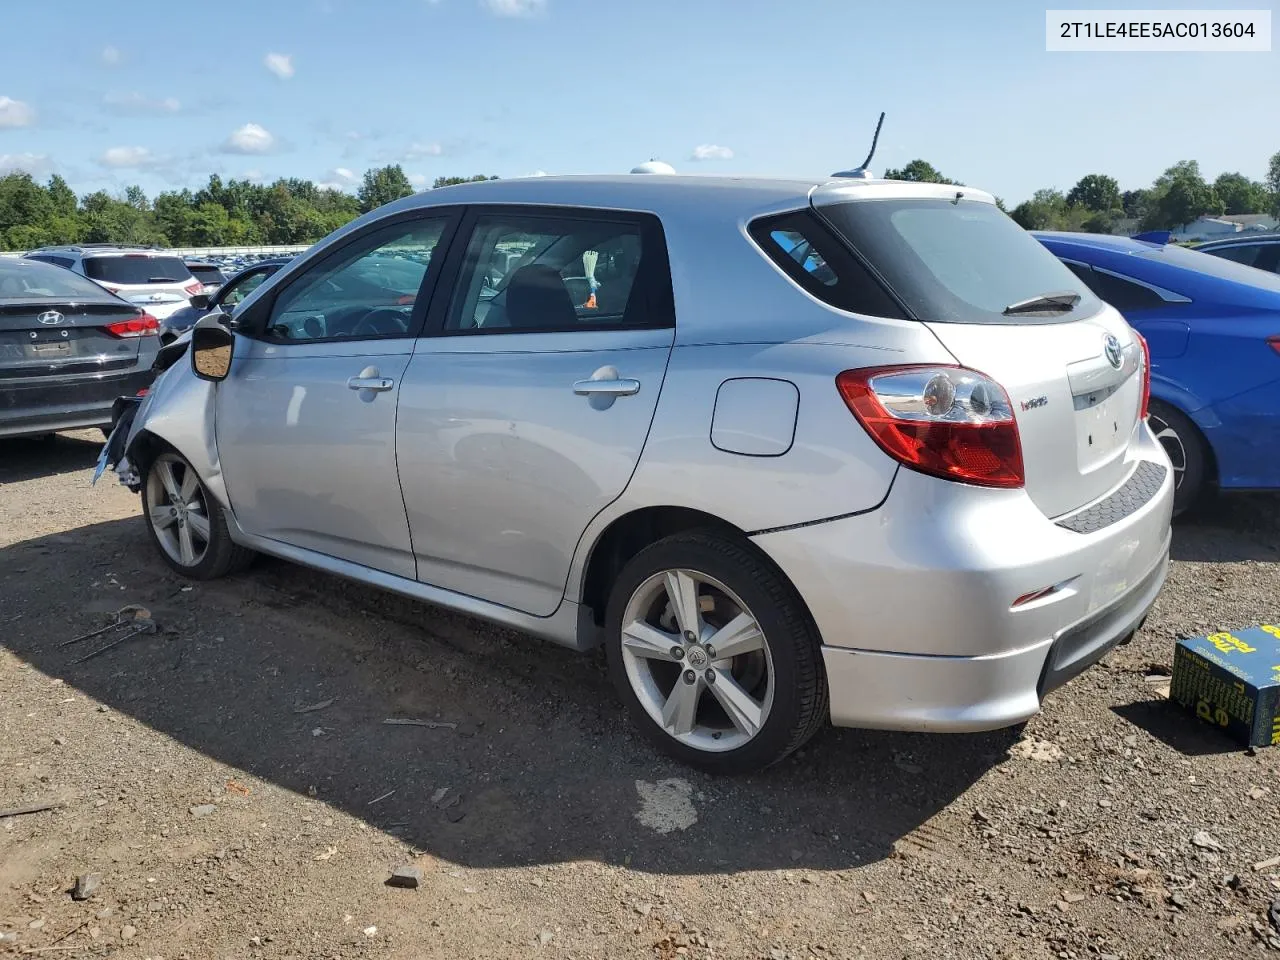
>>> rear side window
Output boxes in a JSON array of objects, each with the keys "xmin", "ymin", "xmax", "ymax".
[
  {"xmin": 0, "ymin": 258, "xmax": 119, "ymax": 301},
  {"xmin": 84, "ymin": 255, "xmax": 193, "ymax": 285},
  {"xmin": 188, "ymin": 265, "xmax": 225, "ymax": 284},
  {"xmin": 749, "ymin": 211, "xmax": 904, "ymax": 318},
  {"xmin": 818, "ymin": 198, "xmax": 1101, "ymax": 324},
  {"xmin": 1071, "ymin": 267, "xmax": 1168, "ymax": 312},
  {"xmin": 1202, "ymin": 244, "xmax": 1261, "ymax": 267},
  {"xmin": 444, "ymin": 210, "xmax": 674, "ymax": 334},
  {"xmin": 26, "ymin": 254, "xmax": 74, "ymax": 268}
]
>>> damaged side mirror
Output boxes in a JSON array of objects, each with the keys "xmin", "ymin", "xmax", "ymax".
[{"xmin": 191, "ymin": 313, "xmax": 235, "ymax": 382}]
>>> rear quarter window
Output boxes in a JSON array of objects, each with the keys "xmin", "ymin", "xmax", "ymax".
[
  {"xmin": 748, "ymin": 210, "xmax": 905, "ymax": 318},
  {"xmin": 85, "ymin": 255, "xmax": 194, "ymax": 285}
]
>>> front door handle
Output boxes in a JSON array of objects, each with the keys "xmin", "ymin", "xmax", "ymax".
[
  {"xmin": 573, "ymin": 378, "xmax": 640, "ymax": 397},
  {"xmin": 347, "ymin": 376, "xmax": 395, "ymax": 392}
]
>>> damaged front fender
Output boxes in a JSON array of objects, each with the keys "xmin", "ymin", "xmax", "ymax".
[{"xmin": 97, "ymin": 337, "xmax": 231, "ymax": 511}]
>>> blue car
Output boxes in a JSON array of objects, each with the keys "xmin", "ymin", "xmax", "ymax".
[{"xmin": 1035, "ymin": 231, "xmax": 1280, "ymax": 514}]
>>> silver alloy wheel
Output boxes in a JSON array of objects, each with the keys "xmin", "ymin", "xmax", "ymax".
[
  {"xmin": 619, "ymin": 568, "xmax": 775, "ymax": 753},
  {"xmin": 1147, "ymin": 411, "xmax": 1187, "ymax": 490},
  {"xmin": 145, "ymin": 453, "xmax": 212, "ymax": 568}
]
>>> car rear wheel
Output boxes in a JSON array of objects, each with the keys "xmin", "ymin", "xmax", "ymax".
[
  {"xmin": 604, "ymin": 531, "xmax": 827, "ymax": 774},
  {"xmin": 1147, "ymin": 400, "xmax": 1208, "ymax": 516},
  {"xmin": 142, "ymin": 450, "xmax": 254, "ymax": 579}
]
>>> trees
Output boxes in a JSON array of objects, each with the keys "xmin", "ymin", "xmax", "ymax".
[
  {"xmin": 1268, "ymin": 151, "xmax": 1280, "ymax": 216},
  {"xmin": 1212, "ymin": 172, "xmax": 1266, "ymax": 215},
  {"xmin": 1066, "ymin": 174, "xmax": 1121, "ymax": 213},
  {"xmin": 1141, "ymin": 160, "xmax": 1223, "ymax": 230},
  {"xmin": 357, "ymin": 165, "xmax": 415, "ymax": 213},
  {"xmin": 432, "ymin": 174, "xmax": 499, "ymax": 189},
  {"xmin": 881, "ymin": 159, "xmax": 959, "ymax": 184}
]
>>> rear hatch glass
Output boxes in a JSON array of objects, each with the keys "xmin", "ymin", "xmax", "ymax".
[
  {"xmin": 85, "ymin": 255, "xmax": 194, "ymax": 286},
  {"xmin": 188, "ymin": 265, "xmax": 225, "ymax": 285},
  {"xmin": 816, "ymin": 197, "xmax": 1142, "ymax": 519}
]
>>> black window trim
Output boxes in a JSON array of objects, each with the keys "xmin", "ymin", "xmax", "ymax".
[
  {"xmin": 235, "ymin": 206, "xmax": 464, "ymax": 345},
  {"xmin": 747, "ymin": 208, "xmax": 908, "ymax": 320},
  {"xmin": 422, "ymin": 203, "xmax": 677, "ymax": 338}
]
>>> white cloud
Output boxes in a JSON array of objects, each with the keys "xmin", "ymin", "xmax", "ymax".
[
  {"xmin": 403, "ymin": 141, "xmax": 443, "ymax": 160},
  {"xmin": 483, "ymin": 0, "xmax": 546, "ymax": 16},
  {"xmin": 690, "ymin": 144, "xmax": 733, "ymax": 161},
  {"xmin": 0, "ymin": 153, "xmax": 53, "ymax": 178},
  {"xmin": 98, "ymin": 146, "xmax": 158, "ymax": 168},
  {"xmin": 520, "ymin": 170, "xmax": 549, "ymax": 178},
  {"xmin": 332, "ymin": 166, "xmax": 357, "ymax": 182},
  {"xmin": 315, "ymin": 182, "xmax": 347, "ymax": 192},
  {"xmin": 0, "ymin": 96, "xmax": 35, "ymax": 128},
  {"xmin": 242, "ymin": 169, "xmax": 265, "ymax": 183},
  {"xmin": 222, "ymin": 123, "xmax": 276, "ymax": 154},
  {"xmin": 101, "ymin": 45, "xmax": 122, "ymax": 66},
  {"xmin": 407, "ymin": 173, "xmax": 428, "ymax": 187},
  {"xmin": 102, "ymin": 91, "xmax": 181, "ymax": 115},
  {"xmin": 264, "ymin": 52, "xmax": 295, "ymax": 80}
]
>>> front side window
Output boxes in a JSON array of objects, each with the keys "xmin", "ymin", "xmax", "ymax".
[
  {"xmin": 264, "ymin": 218, "xmax": 447, "ymax": 341},
  {"xmin": 444, "ymin": 212, "xmax": 671, "ymax": 333},
  {"xmin": 818, "ymin": 198, "xmax": 1101, "ymax": 324},
  {"xmin": 220, "ymin": 269, "xmax": 274, "ymax": 310}
]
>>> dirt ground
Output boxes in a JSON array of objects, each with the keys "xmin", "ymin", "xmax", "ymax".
[{"xmin": 2, "ymin": 430, "xmax": 1279, "ymax": 960}]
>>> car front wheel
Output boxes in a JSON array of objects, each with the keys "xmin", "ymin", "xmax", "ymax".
[
  {"xmin": 604, "ymin": 531, "xmax": 827, "ymax": 774},
  {"xmin": 142, "ymin": 450, "xmax": 254, "ymax": 579}
]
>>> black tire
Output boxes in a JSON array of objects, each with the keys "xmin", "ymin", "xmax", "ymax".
[
  {"xmin": 604, "ymin": 530, "xmax": 827, "ymax": 774},
  {"xmin": 1147, "ymin": 399, "xmax": 1209, "ymax": 517},
  {"xmin": 141, "ymin": 450, "xmax": 255, "ymax": 580}
]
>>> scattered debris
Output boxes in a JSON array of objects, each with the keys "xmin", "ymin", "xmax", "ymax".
[
  {"xmin": 1008, "ymin": 738, "xmax": 1063, "ymax": 762},
  {"xmin": 1255, "ymin": 855, "xmax": 1280, "ymax": 873},
  {"xmin": 64, "ymin": 615, "xmax": 159, "ymax": 664},
  {"xmin": 71, "ymin": 874, "xmax": 101, "ymax": 902},
  {"xmin": 367, "ymin": 789, "xmax": 396, "ymax": 806},
  {"xmin": 382, "ymin": 717, "xmax": 458, "ymax": 730},
  {"xmin": 386, "ymin": 866, "xmax": 422, "ymax": 889},
  {"xmin": 1191, "ymin": 830, "xmax": 1225, "ymax": 852},
  {"xmin": 0, "ymin": 802, "xmax": 62, "ymax": 820},
  {"xmin": 293, "ymin": 698, "xmax": 335, "ymax": 715},
  {"xmin": 1270, "ymin": 898, "xmax": 1280, "ymax": 932},
  {"xmin": 189, "ymin": 804, "xmax": 217, "ymax": 818},
  {"xmin": 310, "ymin": 728, "xmax": 325, "ymax": 737},
  {"xmin": 313, "ymin": 847, "xmax": 338, "ymax": 862},
  {"xmin": 1249, "ymin": 786, "xmax": 1270, "ymax": 800},
  {"xmin": 430, "ymin": 787, "xmax": 450, "ymax": 806},
  {"xmin": 362, "ymin": 926, "xmax": 377, "ymax": 938},
  {"xmin": 538, "ymin": 929, "xmax": 553, "ymax": 946},
  {"xmin": 225, "ymin": 780, "xmax": 251, "ymax": 797},
  {"xmin": 120, "ymin": 924, "xmax": 137, "ymax": 941},
  {"xmin": 444, "ymin": 805, "xmax": 466, "ymax": 823}
]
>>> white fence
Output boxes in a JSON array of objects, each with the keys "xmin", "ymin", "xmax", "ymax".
[{"xmin": 1, "ymin": 244, "xmax": 312, "ymax": 259}]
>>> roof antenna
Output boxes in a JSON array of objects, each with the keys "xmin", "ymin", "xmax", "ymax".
[{"xmin": 831, "ymin": 112, "xmax": 885, "ymax": 179}]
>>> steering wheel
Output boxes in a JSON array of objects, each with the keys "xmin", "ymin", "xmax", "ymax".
[{"xmin": 351, "ymin": 307, "xmax": 408, "ymax": 338}]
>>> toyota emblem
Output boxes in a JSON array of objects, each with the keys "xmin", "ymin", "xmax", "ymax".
[
  {"xmin": 1104, "ymin": 334, "xmax": 1123, "ymax": 370},
  {"xmin": 36, "ymin": 310, "xmax": 65, "ymax": 325}
]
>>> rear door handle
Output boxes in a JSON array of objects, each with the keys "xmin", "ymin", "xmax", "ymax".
[
  {"xmin": 573, "ymin": 378, "xmax": 640, "ymax": 397},
  {"xmin": 347, "ymin": 376, "xmax": 395, "ymax": 392}
]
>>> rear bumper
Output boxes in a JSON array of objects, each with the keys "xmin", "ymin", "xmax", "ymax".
[
  {"xmin": 0, "ymin": 369, "xmax": 153, "ymax": 438},
  {"xmin": 818, "ymin": 542, "xmax": 1168, "ymax": 731},
  {"xmin": 752, "ymin": 426, "xmax": 1175, "ymax": 732}
]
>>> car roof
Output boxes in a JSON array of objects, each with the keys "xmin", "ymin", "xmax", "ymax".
[
  {"xmin": 1195, "ymin": 233, "xmax": 1280, "ymax": 249},
  {"xmin": 384, "ymin": 174, "xmax": 996, "ymax": 216}
]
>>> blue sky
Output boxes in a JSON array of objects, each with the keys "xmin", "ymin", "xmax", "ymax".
[{"xmin": 0, "ymin": 0, "xmax": 1274, "ymax": 203}]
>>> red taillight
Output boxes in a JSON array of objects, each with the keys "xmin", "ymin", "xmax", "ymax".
[
  {"xmin": 1268, "ymin": 336, "xmax": 1280, "ymax": 356},
  {"xmin": 836, "ymin": 365, "xmax": 1025, "ymax": 488},
  {"xmin": 105, "ymin": 314, "xmax": 159, "ymax": 338},
  {"xmin": 136, "ymin": 388, "xmax": 149, "ymax": 396},
  {"xmin": 1135, "ymin": 331, "xmax": 1152, "ymax": 420},
  {"xmin": 184, "ymin": 281, "xmax": 203, "ymax": 296}
]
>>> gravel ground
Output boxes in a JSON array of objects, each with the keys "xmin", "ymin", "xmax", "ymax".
[{"xmin": 1, "ymin": 430, "xmax": 1279, "ymax": 960}]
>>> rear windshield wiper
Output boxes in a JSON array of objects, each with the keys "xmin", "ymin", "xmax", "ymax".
[
  {"xmin": 148, "ymin": 277, "xmax": 185, "ymax": 283},
  {"xmin": 1003, "ymin": 291, "xmax": 1081, "ymax": 316}
]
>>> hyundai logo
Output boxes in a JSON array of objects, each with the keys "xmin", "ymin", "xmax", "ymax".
[
  {"xmin": 36, "ymin": 310, "xmax": 65, "ymax": 325},
  {"xmin": 1104, "ymin": 333, "xmax": 1123, "ymax": 370}
]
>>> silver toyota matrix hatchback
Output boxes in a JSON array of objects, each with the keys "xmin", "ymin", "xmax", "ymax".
[{"xmin": 102, "ymin": 175, "xmax": 1174, "ymax": 773}]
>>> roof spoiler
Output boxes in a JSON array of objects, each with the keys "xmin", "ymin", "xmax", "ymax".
[{"xmin": 1131, "ymin": 230, "xmax": 1172, "ymax": 245}]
